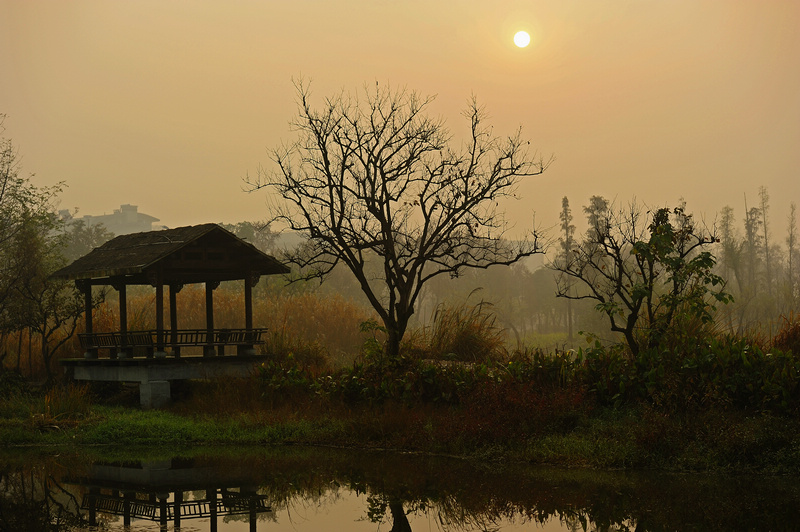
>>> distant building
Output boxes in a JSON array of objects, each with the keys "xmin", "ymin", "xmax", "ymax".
[{"xmin": 79, "ymin": 204, "xmax": 160, "ymax": 236}]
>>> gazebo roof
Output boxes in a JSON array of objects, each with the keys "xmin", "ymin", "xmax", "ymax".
[{"xmin": 51, "ymin": 223, "xmax": 289, "ymax": 285}]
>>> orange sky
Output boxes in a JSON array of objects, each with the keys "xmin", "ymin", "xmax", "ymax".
[{"xmin": 2, "ymin": 1, "xmax": 798, "ymax": 238}]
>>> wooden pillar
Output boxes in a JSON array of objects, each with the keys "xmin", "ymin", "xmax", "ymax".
[
  {"xmin": 123, "ymin": 491, "xmax": 133, "ymax": 526},
  {"xmin": 154, "ymin": 270, "xmax": 166, "ymax": 358},
  {"xmin": 239, "ymin": 274, "xmax": 258, "ymax": 356},
  {"xmin": 174, "ymin": 491, "xmax": 183, "ymax": 528},
  {"xmin": 158, "ymin": 493, "xmax": 168, "ymax": 528},
  {"xmin": 87, "ymin": 487, "xmax": 98, "ymax": 526},
  {"xmin": 204, "ymin": 281, "xmax": 217, "ymax": 356},
  {"xmin": 116, "ymin": 282, "xmax": 128, "ymax": 359},
  {"xmin": 169, "ymin": 284, "xmax": 182, "ymax": 358},
  {"xmin": 244, "ymin": 277, "xmax": 253, "ymax": 330},
  {"xmin": 79, "ymin": 280, "xmax": 97, "ymax": 359},
  {"xmin": 207, "ymin": 487, "xmax": 218, "ymax": 532}
]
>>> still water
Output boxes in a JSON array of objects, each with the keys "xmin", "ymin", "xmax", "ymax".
[{"xmin": 2, "ymin": 446, "xmax": 799, "ymax": 531}]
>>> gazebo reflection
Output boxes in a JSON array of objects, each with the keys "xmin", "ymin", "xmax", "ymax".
[{"xmin": 73, "ymin": 457, "xmax": 271, "ymax": 531}]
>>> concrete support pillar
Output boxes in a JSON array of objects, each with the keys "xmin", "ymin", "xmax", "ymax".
[{"xmin": 140, "ymin": 380, "xmax": 171, "ymax": 409}]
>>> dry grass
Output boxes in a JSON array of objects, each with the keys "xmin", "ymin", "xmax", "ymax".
[{"xmin": 406, "ymin": 301, "xmax": 508, "ymax": 362}]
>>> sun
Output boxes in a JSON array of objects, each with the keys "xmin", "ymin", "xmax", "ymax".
[{"xmin": 513, "ymin": 30, "xmax": 531, "ymax": 48}]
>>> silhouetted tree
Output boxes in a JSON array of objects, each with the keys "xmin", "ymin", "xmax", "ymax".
[
  {"xmin": 249, "ymin": 81, "xmax": 550, "ymax": 357},
  {"xmin": 552, "ymin": 200, "xmax": 730, "ymax": 355}
]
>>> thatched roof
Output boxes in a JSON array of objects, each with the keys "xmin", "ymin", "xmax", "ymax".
[{"xmin": 51, "ymin": 223, "xmax": 289, "ymax": 285}]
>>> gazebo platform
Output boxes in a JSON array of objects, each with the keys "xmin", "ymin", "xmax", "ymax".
[{"xmin": 62, "ymin": 354, "xmax": 267, "ymax": 408}]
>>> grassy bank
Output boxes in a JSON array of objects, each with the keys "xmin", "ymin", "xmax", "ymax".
[{"xmin": 3, "ymin": 375, "xmax": 800, "ymax": 475}]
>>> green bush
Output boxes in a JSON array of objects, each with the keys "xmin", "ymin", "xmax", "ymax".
[{"xmin": 577, "ymin": 336, "xmax": 800, "ymax": 413}]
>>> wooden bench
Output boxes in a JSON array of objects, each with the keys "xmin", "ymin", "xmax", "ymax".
[{"xmin": 78, "ymin": 328, "xmax": 267, "ymax": 358}]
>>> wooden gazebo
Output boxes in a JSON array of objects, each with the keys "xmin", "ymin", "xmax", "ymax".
[{"xmin": 52, "ymin": 223, "xmax": 289, "ymax": 407}]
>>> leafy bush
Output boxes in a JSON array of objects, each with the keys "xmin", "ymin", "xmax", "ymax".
[{"xmin": 577, "ymin": 336, "xmax": 800, "ymax": 413}]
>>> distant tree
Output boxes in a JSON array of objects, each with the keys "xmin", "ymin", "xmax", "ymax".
[
  {"xmin": 552, "ymin": 199, "xmax": 731, "ymax": 355},
  {"xmin": 787, "ymin": 202, "xmax": 798, "ymax": 310},
  {"xmin": 61, "ymin": 218, "xmax": 114, "ymax": 261},
  {"xmin": 249, "ymin": 81, "xmax": 550, "ymax": 357},
  {"xmin": 742, "ymin": 202, "xmax": 763, "ymax": 291},
  {"xmin": 583, "ymin": 195, "xmax": 610, "ymax": 240},
  {"xmin": 558, "ymin": 196, "xmax": 576, "ymax": 340},
  {"xmin": 759, "ymin": 186, "xmax": 774, "ymax": 301},
  {"xmin": 717, "ymin": 206, "xmax": 741, "ymax": 290},
  {"xmin": 221, "ymin": 221, "xmax": 279, "ymax": 254}
]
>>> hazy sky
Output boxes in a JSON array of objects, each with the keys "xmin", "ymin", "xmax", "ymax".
[{"xmin": 2, "ymin": 1, "xmax": 798, "ymax": 237}]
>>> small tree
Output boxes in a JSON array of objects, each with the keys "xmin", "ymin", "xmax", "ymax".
[
  {"xmin": 0, "ymin": 116, "xmax": 63, "ymax": 349},
  {"xmin": 250, "ymin": 81, "xmax": 550, "ymax": 358},
  {"xmin": 13, "ymin": 215, "xmax": 102, "ymax": 381},
  {"xmin": 552, "ymin": 199, "xmax": 731, "ymax": 355}
]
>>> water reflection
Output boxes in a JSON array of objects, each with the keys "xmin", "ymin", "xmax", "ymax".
[
  {"xmin": 1, "ymin": 447, "xmax": 800, "ymax": 531},
  {"xmin": 72, "ymin": 458, "xmax": 270, "ymax": 530}
]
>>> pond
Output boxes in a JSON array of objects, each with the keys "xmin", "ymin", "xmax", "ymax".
[{"xmin": 1, "ymin": 446, "xmax": 799, "ymax": 531}]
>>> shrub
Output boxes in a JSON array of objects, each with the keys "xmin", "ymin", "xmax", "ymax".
[
  {"xmin": 773, "ymin": 313, "xmax": 800, "ymax": 355},
  {"xmin": 28, "ymin": 383, "xmax": 92, "ymax": 429},
  {"xmin": 412, "ymin": 302, "xmax": 507, "ymax": 362}
]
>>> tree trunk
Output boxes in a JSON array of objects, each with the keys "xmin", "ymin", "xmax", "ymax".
[
  {"xmin": 389, "ymin": 500, "xmax": 412, "ymax": 532},
  {"xmin": 386, "ymin": 327, "xmax": 401, "ymax": 360}
]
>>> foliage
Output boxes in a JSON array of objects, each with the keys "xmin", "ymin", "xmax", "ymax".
[
  {"xmin": 0, "ymin": 368, "xmax": 28, "ymax": 400},
  {"xmin": 249, "ymin": 80, "xmax": 549, "ymax": 358}
]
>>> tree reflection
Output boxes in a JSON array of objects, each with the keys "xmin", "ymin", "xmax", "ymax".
[
  {"xmin": 0, "ymin": 462, "xmax": 87, "ymax": 531},
  {"xmin": 2, "ymin": 448, "xmax": 800, "ymax": 531}
]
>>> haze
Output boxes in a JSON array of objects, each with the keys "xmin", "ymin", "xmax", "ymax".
[{"xmin": 1, "ymin": 1, "xmax": 798, "ymax": 233}]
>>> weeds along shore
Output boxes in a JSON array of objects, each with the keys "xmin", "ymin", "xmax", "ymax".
[{"xmin": 3, "ymin": 313, "xmax": 800, "ymax": 474}]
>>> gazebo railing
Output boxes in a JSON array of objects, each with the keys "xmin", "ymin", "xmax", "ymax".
[{"xmin": 78, "ymin": 328, "xmax": 268, "ymax": 357}]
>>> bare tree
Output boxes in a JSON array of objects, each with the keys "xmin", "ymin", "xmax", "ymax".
[
  {"xmin": 552, "ymin": 199, "xmax": 730, "ymax": 355},
  {"xmin": 249, "ymin": 81, "xmax": 550, "ymax": 357}
]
